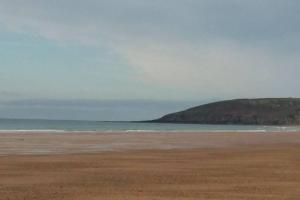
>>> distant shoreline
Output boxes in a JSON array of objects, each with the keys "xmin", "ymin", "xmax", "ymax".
[
  {"xmin": 152, "ymin": 98, "xmax": 300, "ymax": 125},
  {"xmin": 1, "ymin": 118, "xmax": 300, "ymax": 132}
]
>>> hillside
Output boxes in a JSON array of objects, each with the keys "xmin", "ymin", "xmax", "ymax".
[{"xmin": 152, "ymin": 98, "xmax": 300, "ymax": 125}]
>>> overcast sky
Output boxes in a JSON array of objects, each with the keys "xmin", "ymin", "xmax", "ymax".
[{"xmin": 0, "ymin": 0, "xmax": 299, "ymax": 120}]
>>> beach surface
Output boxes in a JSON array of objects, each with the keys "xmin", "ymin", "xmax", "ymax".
[{"xmin": 0, "ymin": 131, "xmax": 300, "ymax": 199}]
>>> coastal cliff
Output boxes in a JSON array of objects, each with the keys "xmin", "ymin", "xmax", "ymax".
[{"xmin": 152, "ymin": 98, "xmax": 300, "ymax": 125}]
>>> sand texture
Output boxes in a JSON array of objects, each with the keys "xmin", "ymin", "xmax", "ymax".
[
  {"xmin": 1, "ymin": 131, "xmax": 300, "ymax": 155},
  {"xmin": 0, "ymin": 132, "xmax": 300, "ymax": 199}
]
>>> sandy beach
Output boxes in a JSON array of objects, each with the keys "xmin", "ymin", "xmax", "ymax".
[{"xmin": 0, "ymin": 131, "xmax": 300, "ymax": 199}]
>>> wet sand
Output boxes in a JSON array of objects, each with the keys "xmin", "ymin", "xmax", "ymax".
[
  {"xmin": 1, "ymin": 131, "xmax": 300, "ymax": 155},
  {"xmin": 0, "ymin": 132, "xmax": 300, "ymax": 199}
]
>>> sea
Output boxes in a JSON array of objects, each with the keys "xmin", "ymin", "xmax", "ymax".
[{"xmin": 0, "ymin": 118, "xmax": 299, "ymax": 132}]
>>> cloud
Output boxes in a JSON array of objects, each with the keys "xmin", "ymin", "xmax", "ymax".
[
  {"xmin": 0, "ymin": 0, "xmax": 299, "ymax": 99},
  {"xmin": 114, "ymin": 38, "xmax": 300, "ymax": 97},
  {"xmin": 0, "ymin": 99, "xmax": 199, "ymax": 120},
  {"xmin": 0, "ymin": 91, "xmax": 22, "ymax": 99}
]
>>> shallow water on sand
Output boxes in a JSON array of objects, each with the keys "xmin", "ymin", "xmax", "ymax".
[{"xmin": 0, "ymin": 118, "xmax": 300, "ymax": 132}]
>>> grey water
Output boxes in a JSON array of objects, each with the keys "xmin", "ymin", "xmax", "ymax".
[{"xmin": 0, "ymin": 118, "xmax": 300, "ymax": 132}]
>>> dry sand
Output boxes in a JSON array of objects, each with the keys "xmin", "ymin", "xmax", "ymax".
[{"xmin": 0, "ymin": 131, "xmax": 300, "ymax": 199}]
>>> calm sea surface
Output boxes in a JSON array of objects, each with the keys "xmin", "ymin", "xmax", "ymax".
[{"xmin": 0, "ymin": 118, "xmax": 299, "ymax": 132}]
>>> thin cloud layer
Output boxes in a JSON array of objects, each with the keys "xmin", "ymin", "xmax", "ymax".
[{"xmin": 0, "ymin": 0, "xmax": 299, "ymax": 99}]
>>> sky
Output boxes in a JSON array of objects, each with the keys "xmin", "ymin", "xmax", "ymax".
[{"xmin": 0, "ymin": 0, "xmax": 299, "ymax": 120}]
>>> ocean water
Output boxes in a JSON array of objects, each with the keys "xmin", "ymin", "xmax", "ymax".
[{"xmin": 0, "ymin": 118, "xmax": 299, "ymax": 132}]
